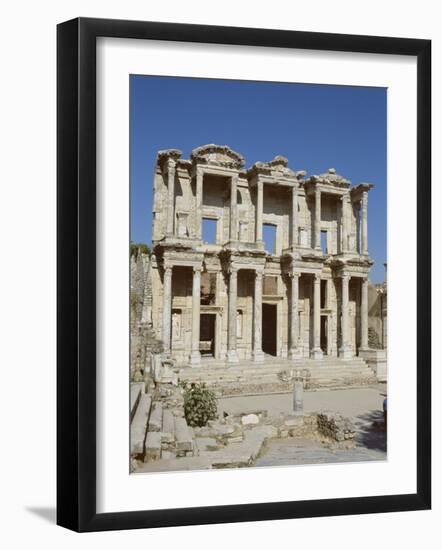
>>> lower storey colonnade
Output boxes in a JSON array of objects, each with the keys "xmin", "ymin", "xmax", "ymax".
[{"xmin": 160, "ymin": 264, "xmax": 370, "ymax": 365}]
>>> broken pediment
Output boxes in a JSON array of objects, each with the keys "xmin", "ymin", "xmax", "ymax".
[
  {"xmin": 307, "ymin": 168, "xmax": 351, "ymax": 188},
  {"xmin": 248, "ymin": 155, "xmax": 305, "ymax": 180},
  {"xmin": 191, "ymin": 144, "xmax": 245, "ymax": 169}
]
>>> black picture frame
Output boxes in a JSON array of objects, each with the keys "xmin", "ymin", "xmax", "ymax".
[{"xmin": 57, "ymin": 17, "xmax": 431, "ymax": 532}]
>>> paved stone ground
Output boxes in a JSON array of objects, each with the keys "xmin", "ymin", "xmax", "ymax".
[{"xmin": 219, "ymin": 384, "xmax": 387, "ymax": 467}]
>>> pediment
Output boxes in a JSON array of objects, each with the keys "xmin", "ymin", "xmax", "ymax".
[{"xmin": 191, "ymin": 144, "xmax": 245, "ymax": 169}]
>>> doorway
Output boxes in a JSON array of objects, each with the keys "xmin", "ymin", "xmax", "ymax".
[
  {"xmin": 262, "ymin": 303, "xmax": 277, "ymax": 356},
  {"xmin": 200, "ymin": 313, "xmax": 216, "ymax": 357},
  {"xmin": 320, "ymin": 315, "xmax": 328, "ymax": 355}
]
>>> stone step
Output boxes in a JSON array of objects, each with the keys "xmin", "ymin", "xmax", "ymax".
[
  {"xmin": 174, "ymin": 416, "xmax": 194, "ymax": 452},
  {"xmin": 144, "ymin": 431, "xmax": 161, "ymax": 462},
  {"xmin": 179, "ymin": 360, "xmax": 367, "ymax": 374},
  {"xmin": 162, "ymin": 409, "xmax": 175, "ymax": 443},
  {"xmin": 148, "ymin": 401, "xmax": 163, "ymax": 432},
  {"xmin": 180, "ymin": 368, "xmax": 373, "ymax": 384},
  {"xmin": 130, "ymin": 382, "xmax": 144, "ymax": 422},
  {"xmin": 130, "ymin": 394, "xmax": 152, "ymax": 456}
]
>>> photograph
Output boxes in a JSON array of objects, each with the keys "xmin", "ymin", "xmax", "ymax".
[{"xmin": 129, "ymin": 76, "xmax": 388, "ymax": 473}]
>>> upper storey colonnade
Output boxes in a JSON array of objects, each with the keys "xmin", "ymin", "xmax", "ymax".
[{"xmin": 153, "ymin": 144, "xmax": 373, "ymax": 258}]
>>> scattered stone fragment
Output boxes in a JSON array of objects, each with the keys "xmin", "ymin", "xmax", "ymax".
[{"xmin": 241, "ymin": 413, "xmax": 260, "ymax": 426}]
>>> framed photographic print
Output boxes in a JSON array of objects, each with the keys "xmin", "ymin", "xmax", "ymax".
[{"xmin": 57, "ymin": 17, "xmax": 431, "ymax": 532}]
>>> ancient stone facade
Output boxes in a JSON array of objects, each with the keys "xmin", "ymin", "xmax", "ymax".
[{"xmin": 149, "ymin": 144, "xmax": 375, "ymax": 366}]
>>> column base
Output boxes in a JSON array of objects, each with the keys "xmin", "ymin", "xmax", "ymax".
[
  {"xmin": 310, "ymin": 348, "xmax": 323, "ymax": 360},
  {"xmin": 339, "ymin": 346, "xmax": 353, "ymax": 359},
  {"xmin": 189, "ymin": 350, "xmax": 201, "ymax": 366},
  {"xmin": 226, "ymin": 350, "xmax": 239, "ymax": 364},
  {"xmin": 252, "ymin": 349, "xmax": 265, "ymax": 363},
  {"xmin": 288, "ymin": 348, "xmax": 303, "ymax": 361}
]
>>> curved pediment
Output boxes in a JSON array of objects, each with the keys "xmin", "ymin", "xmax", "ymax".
[{"xmin": 191, "ymin": 144, "xmax": 245, "ymax": 169}]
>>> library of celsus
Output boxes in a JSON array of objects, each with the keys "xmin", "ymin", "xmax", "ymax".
[{"xmin": 148, "ymin": 144, "xmax": 376, "ymax": 367}]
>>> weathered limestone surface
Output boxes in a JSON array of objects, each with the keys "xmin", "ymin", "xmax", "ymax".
[
  {"xmin": 145, "ymin": 432, "xmax": 162, "ymax": 462},
  {"xmin": 175, "ymin": 416, "xmax": 194, "ymax": 452},
  {"xmin": 130, "ymin": 394, "xmax": 152, "ymax": 456},
  {"xmin": 148, "ymin": 402, "xmax": 163, "ymax": 432}
]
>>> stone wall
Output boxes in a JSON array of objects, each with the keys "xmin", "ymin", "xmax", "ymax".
[{"xmin": 130, "ymin": 251, "xmax": 163, "ymax": 381}]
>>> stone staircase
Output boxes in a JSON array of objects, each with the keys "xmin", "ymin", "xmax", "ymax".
[
  {"xmin": 177, "ymin": 356, "xmax": 376, "ymax": 396},
  {"xmin": 130, "ymin": 381, "xmax": 196, "ymax": 465}
]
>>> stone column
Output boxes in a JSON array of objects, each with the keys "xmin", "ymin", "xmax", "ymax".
[
  {"xmin": 162, "ymin": 266, "xmax": 172, "ymax": 353},
  {"xmin": 360, "ymin": 277, "xmax": 369, "ymax": 351},
  {"xmin": 230, "ymin": 173, "xmax": 238, "ymax": 242},
  {"xmin": 339, "ymin": 273, "xmax": 352, "ymax": 358},
  {"xmin": 195, "ymin": 167, "xmax": 203, "ymax": 239},
  {"xmin": 227, "ymin": 267, "xmax": 239, "ymax": 363},
  {"xmin": 288, "ymin": 272, "xmax": 301, "ymax": 360},
  {"xmin": 314, "ymin": 187, "xmax": 321, "ymax": 250},
  {"xmin": 311, "ymin": 274, "xmax": 323, "ymax": 359},
  {"xmin": 382, "ymin": 293, "xmax": 388, "ymax": 349},
  {"xmin": 255, "ymin": 179, "xmax": 263, "ymax": 243},
  {"xmin": 253, "ymin": 271, "xmax": 264, "ymax": 362},
  {"xmin": 189, "ymin": 266, "xmax": 202, "ymax": 365},
  {"xmin": 166, "ymin": 159, "xmax": 176, "ymax": 236},
  {"xmin": 361, "ymin": 191, "xmax": 368, "ymax": 255},
  {"xmin": 341, "ymin": 194, "xmax": 348, "ymax": 253},
  {"xmin": 291, "ymin": 184, "xmax": 298, "ymax": 247},
  {"xmin": 327, "ymin": 278, "xmax": 337, "ymax": 356}
]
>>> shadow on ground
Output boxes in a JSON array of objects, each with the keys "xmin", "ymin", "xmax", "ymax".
[
  {"xmin": 26, "ymin": 506, "xmax": 56, "ymax": 524},
  {"xmin": 353, "ymin": 410, "xmax": 387, "ymax": 452}
]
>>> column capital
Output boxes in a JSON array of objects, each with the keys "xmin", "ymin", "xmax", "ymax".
[
  {"xmin": 254, "ymin": 269, "xmax": 264, "ymax": 279},
  {"xmin": 164, "ymin": 264, "xmax": 173, "ymax": 275},
  {"xmin": 167, "ymin": 157, "xmax": 177, "ymax": 170},
  {"xmin": 228, "ymin": 265, "xmax": 239, "ymax": 275},
  {"xmin": 313, "ymin": 273, "xmax": 321, "ymax": 282},
  {"xmin": 341, "ymin": 272, "xmax": 350, "ymax": 281},
  {"xmin": 289, "ymin": 271, "xmax": 301, "ymax": 279},
  {"xmin": 192, "ymin": 265, "xmax": 202, "ymax": 274}
]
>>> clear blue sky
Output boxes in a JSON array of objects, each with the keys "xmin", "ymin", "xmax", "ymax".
[{"xmin": 130, "ymin": 76, "xmax": 386, "ymax": 282}]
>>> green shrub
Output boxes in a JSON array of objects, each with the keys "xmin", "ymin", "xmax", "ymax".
[{"xmin": 181, "ymin": 382, "xmax": 217, "ymax": 427}]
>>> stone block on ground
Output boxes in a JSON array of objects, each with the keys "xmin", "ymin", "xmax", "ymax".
[
  {"xmin": 241, "ymin": 413, "xmax": 260, "ymax": 426},
  {"xmin": 162, "ymin": 409, "xmax": 175, "ymax": 443},
  {"xmin": 130, "ymin": 382, "xmax": 144, "ymax": 422},
  {"xmin": 130, "ymin": 394, "xmax": 152, "ymax": 456},
  {"xmin": 148, "ymin": 401, "xmax": 163, "ymax": 432},
  {"xmin": 144, "ymin": 431, "xmax": 161, "ymax": 462},
  {"xmin": 175, "ymin": 416, "xmax": 194, "ymax": 452}
]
